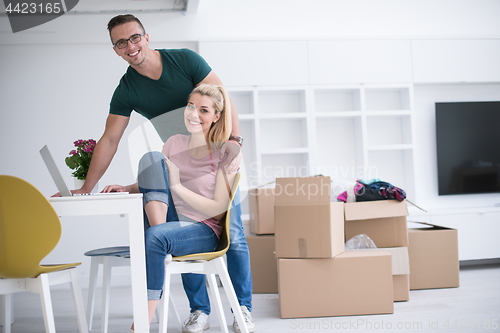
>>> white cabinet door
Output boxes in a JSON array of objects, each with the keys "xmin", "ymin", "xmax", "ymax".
[
  {"xmin": 199, "ymin": 41, "xmax": 309, "ymax": 86},
  {"xmin": 412, "ymin": 39, "xmax": 500, "ymax": 83},
  {"xmin": 308, "ymin": 40, "xmax": 413, "ymax": 84}
]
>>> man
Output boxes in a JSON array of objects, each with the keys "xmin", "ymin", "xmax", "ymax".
[{"xmin": 74, "ymin": 14, "xmax": 255, "ymax": 333}]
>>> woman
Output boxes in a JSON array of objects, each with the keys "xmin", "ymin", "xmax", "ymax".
[{"xmin": 102, "ymin": 84, "xmax": 237, "ymax": 332}]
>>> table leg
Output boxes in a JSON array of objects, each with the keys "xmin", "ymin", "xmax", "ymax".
[{"xmin": 128, "ymin": 198, "xmax": 150, "ymax": 332}]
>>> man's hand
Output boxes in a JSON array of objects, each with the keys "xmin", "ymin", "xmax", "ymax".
[
  {"xmin": 51, "ymin": 188, "xmax": 89, "ymax": 197},
  {"xmin": 101, "ymin": 184, "xmax": 128, "ymax": 193},
  {"xmin": 219, "ymin": 141, "xmax": 242, "ymax": 174}
]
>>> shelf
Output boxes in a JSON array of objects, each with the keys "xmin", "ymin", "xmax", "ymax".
[
  {"xmin": 231, "ymin": 90, "xmax": 254, "ymax": 115},
  {"xmin": 364, "ymin": 110, "xmax": 412, "ymax": 116},
  {"xmin": 239, "ymin": 121, "xmax": 257, "ymax": 193},
  {"xmin": 367, "ymin": 150, "xmax": 415, "ymax": 200},
  {"xmin": 258, "ymin": 89, "xmax": 307, "ymax": 114},
  {"xmin": 260, "ymin": 153, "xmax": 310, "ymax": 184},
  {"xmin": 313, "ymin": 117, "xmax": 363, "ymax": 183},
  {"xmin": 314, "ymin": 88, "xmax": 361, "ymax": 112},
  {"xmin": 365, "ymin": 87, "xmax": 411, "ymax": 111},
  {"xmin": 366, "ymin": 114, "xmax": 413, "ymax": 146},
  {"xmin": 259, "ymin": 118, "xmax": 308, "ymax": 150},
  {"xmin": 238, "ymin": 114, "xmax": 255, "ymax": 121},
  {"xmin": 315, "ymin": 111, "xmax": 363, "ymax": 118},
  {"xmin": 238, "ymin": 113, "xmax": 309, "ymax": 120},
  {"xmin": 261, "ymin": 148, "xmax": 309, "ymax": 155},
  {"xmin": 367, "ymin": 144, "xmax": 413, "ymax": 151},
  {"xmin": 259, "ymin": 113, "xmax": 307, "ymax": 119}
]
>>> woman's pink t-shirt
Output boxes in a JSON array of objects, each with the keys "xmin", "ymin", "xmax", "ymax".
[{"xmin": 162, "ymin": 134, "xmax": 224, "ymax": 238}]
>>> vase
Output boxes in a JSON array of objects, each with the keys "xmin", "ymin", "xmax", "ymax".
[{"xmin": 73, "ymin": 178, "xmax": 99, "ymax": 193}]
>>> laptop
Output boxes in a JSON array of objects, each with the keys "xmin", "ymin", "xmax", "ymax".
[{"xmin": 40, "ymin": 145, "xmax": 128, "ymax": 196}]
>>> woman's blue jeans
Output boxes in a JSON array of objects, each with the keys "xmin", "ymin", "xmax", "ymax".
[{"xmin": 137, "ymin": 152, "xmax": 219, "ymax": 300}]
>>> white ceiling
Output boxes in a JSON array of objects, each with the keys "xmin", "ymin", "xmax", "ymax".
[{"xmin": 1, "ymin": 0, "xmax": 200, "ymax": 15}]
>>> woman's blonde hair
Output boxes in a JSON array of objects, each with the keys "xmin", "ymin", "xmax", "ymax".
[{"xmin": 189, "ymin": 84, "xmax": 232, "ymax": 148}]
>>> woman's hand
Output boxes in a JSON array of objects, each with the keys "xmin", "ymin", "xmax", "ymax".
[
  {"xmin": 165, "ymin": 157, "xmax": 181, "ymax": 187},
  {"xmin": 219, "ymin": 141, "xmax": 242, "ymax": 173}
]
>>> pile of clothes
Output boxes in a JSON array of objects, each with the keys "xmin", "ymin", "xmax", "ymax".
[{"xmin": 337, "ymin": 178, "xmax": 406, "ymax": 203}]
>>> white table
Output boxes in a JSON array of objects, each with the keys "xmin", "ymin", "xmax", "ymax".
[{"xmin": 48, "ymin": 194, "xmax": 149, "ymax": 332}]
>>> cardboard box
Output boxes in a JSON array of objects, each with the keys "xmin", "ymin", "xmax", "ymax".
[
  {"xmin": 274, "ymin": 177, "xmax": 345, "ymax": 258},
  {"xmin": 408, "ymin": 226, "xmax": 459, "ymax": 290},
  {"xmin": 348, "ymin": 247, "xmax": 410, "ymax": 301},
  {"xmin": 247, "ymin": 235, "xmax": 278, "ymax": 293},
  {"xmin": 388, "ymin": 247, "xmax": 410, "ymax": 302},
  {"xmin": 248, "ymin": 187, "xmax": 275, "ymax": 234},
  {"xmin": 393, "ymin": 274, "xmax": 410, "ymax": 301},
  {"xmin": 344, "ymin": 200, "xmax": 409, "ymax": 248},
  {"xmin": 278, "ymin": 250, "xmax": 394, "ymax": 318}
]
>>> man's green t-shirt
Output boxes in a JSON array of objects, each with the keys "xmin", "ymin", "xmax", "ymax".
[{"xmin": 109, "ymin": 48, "xmax": 212, "ymax": 140}]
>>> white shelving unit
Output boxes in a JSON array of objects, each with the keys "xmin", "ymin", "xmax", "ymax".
[{"xmin": 232, "ymin": 84, "xmax": 416, "ymax": 215}]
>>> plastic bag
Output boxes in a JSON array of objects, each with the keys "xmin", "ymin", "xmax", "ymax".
[{"xmin": 345, "ymin": 234, "xmax": 377, "ymax": 249}]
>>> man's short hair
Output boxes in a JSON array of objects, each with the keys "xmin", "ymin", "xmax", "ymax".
[{"xmin": 107, "ymin": 14, "xmax": 145, "ymax": 42}]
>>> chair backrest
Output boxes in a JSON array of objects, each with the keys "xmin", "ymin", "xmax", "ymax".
[
  {"xmin": 0, "ymin": 175, "xmax": 62, "ymax": 278},
  {"xmin": 173, "ymin": 173, "xmax": 241, "ymax": 262},
  {"xmin": 214, "ymin": 172, "xmax": 241, "ymax": 252}
]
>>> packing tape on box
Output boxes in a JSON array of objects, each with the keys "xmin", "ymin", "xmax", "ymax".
[{"xmin": 298, "ymin": 238, "xmax": 307, "ymax": 258}]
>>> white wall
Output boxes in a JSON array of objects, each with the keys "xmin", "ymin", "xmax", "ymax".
[
  {"xmin": 2, "ymin": 0, "xmax": 500, "ymax": 45},
  {"xmin": 1, "ymin": 0, "xmax": 499, "ymax": 281}
]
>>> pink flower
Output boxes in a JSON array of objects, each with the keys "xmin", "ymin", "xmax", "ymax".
[{"xmin": 67, "ymin": 138, "xmax": 96, "ymax": 180}]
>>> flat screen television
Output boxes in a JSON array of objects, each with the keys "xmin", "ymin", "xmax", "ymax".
[{"xmin": 435, "ymin": 101, "xmax": 500, "ymax": 195}]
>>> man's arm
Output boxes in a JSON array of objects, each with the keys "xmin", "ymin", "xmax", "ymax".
[
  {"xmin": 76, "ymin": 114, "xmax": 130, "ymax": 193},
  {"xmin": 199, "ymin": 71, "xmax": 242, "ymax": 173}
]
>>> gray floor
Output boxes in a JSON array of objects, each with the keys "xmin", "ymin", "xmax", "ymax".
[{"xmin": 4, "ymin": 264, "xmax": 500, "ymax": 333}]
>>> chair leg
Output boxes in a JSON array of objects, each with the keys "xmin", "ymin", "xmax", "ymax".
[
  {"xmin": 86, "ymin": 256, "xmax": 100, "ymax": 330},
  {"xmin": 207, "ymin": 273, "xmax": 228, "ymax": 333},
  {"xmin": 101, "ymin": 257, "xmax": 113, "ymax": 333},
  {"xmin": 169, "ymin": 293, "xmax": 183, "ymax": 332},
  {"xmin": 69, "ymin": 268, "xmax": 90, "ymax": 333},
  {"xmin": 158, "ymin": 270, "xmax": 172, "ymax": 333},
  {"xmin": 1, "ymin": 294, "xmax": 13, "ymax": 333},
  {"xmin": 38, "ymin": 274, "xmax": 57, "ymax": 333},
  {"xmin": 155, "ymin": 284, "xmax": 183, "ymax": 332},
  {"xmin": 213, "ymin": 258, "xmax": 249, "ymax": 333}
]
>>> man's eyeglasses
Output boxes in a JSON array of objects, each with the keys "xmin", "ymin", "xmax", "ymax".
[{"xmin": 113, "ymin": 33, "xmax": 145, "ymax": 49}]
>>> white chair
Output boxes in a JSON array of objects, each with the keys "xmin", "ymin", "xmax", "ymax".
[
  {"xmin": 0, "ymin": 175, "xmax": 89, "ymax": 333},
  {"xmin": 158, "ymin": 173, "xmax": 249, "ymax": 333},
  {"xmin": 85, "ymin": 121, "xmax": 182, "ymax": 333},
  {"xmin": 86, "ymin": 120, "xmax": 250, "ymax": 333}
]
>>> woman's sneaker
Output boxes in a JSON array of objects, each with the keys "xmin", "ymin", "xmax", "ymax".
[
  {"xmin": 182, "ymin": 310, "xmax": 210, "ymax": 333},
  {"xmin": 233, "ymin": 306, "xmax": 256, "ymax": 332}
]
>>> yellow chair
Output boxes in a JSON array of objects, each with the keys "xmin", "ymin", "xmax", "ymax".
[
  {"xmin": 0, "ymin": 175, "xmax": 88, "ymax": 333},
  {"xmin": 158, "ymin": 173, "xmax": 249, "ymax": 333}
]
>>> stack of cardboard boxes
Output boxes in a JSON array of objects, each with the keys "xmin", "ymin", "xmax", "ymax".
[
  {"xmin": 344, "ymin": 200, "xmax": 411, "ymax": 302},
  {"xmin": 246, "ymin": 176, "xmax": 459, "ymax": 319},
  {"xmin": 247, "ymin": 186, "xmax": 279, "ymax": 294}
]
